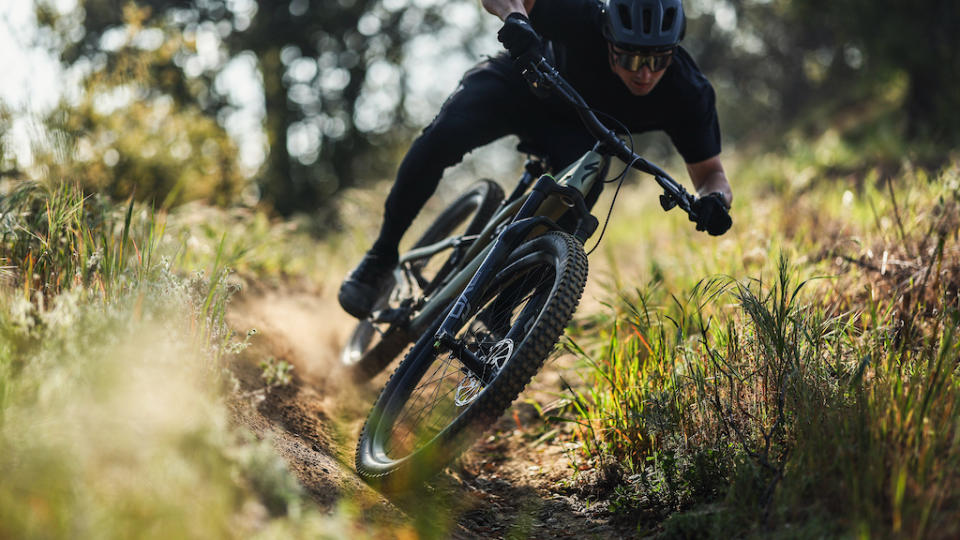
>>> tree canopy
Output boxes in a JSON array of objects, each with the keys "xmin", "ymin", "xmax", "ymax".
[
  {"xmin": 10, "ymin": 0, "xmax": 959, "ymax": 213},
  {"xmin": 38, "ymin": 0, "xmax": 492, "ymax": 214}
]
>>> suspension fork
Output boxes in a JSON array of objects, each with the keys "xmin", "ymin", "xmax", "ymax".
[
  {"xmin": 432, "ymin": 215, "xmax": 555, "ymax": 385},
  {"xmin": 431, "ymin": 174, "xmax": 588, "ymax": 383}
]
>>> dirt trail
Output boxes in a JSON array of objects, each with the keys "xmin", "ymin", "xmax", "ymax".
[
  {"xmin": 224, "ymin": 284, "xmax": 400, "ymax": 517},
  {"xmin": 225, "ymin": 278, "xmax": 632, "ymax": 538}
]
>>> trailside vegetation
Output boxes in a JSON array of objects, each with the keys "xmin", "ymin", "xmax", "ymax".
[
  {"xmin": 560, "ymin": 154, "xmax": 959, "ymax": 537},
  {"xmin": 0, "ymin": 182, "xmax": 385, "ymax": 538}
]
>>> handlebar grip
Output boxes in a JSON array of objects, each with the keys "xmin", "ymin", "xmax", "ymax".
[{"xmin": 688, "ymin": 193, "xmax": 732, "ymax": 236}]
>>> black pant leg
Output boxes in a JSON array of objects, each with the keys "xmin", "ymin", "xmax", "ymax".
[{"xmin": 371, "ymin": 59, "xmax": 525, "ymax": 257}]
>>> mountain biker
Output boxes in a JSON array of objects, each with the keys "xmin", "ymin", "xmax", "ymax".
[{"xmin": 339, "ymin": 0, "xmax": 732, "ymax": 319}]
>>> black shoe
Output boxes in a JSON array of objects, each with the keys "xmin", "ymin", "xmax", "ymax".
[{"xmin": 338, "ymin": 251, "xmax": 398, "ymax": 319}]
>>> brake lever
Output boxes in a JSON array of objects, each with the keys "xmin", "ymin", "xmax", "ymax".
[
  {"xmin": 519, "ymin": 54, "xmax": 552, "ymax": 98},
  {"xmin": 659, "ymin": 193, "xmax": 677, "ymax": 211},
  {"xmin": 656, "ymin": 175, "xmax": 695, "ymax": 216}
]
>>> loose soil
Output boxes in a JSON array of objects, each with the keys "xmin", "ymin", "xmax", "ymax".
[{"xmin": 224, "ymin": 277, "xmax": 638, "ymax": 538}]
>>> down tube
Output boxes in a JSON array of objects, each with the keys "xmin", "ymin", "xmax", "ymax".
[
  {"xmin": 405, "ymin": 196, "xmax": 526, "ymax": 333},
  {"xmin": 407, "ymin": 241, "xmax": 493, "ymax": 334}
]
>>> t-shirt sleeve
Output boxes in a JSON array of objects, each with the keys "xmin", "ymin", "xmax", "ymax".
[
  {"xmin": 665, "ymin": 82, "xmax": 722, "ymax": 163},
  {"xmin": 529, "ymin": 0, "xmax": 603, "ymax": 41}
]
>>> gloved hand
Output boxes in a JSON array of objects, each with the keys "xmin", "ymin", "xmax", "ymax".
[
  {"xmin": 689, "ymin": 192, "xmax": 732, "ymax": 236},
  {"xmin": 497, "ymin": 13, "xmax": 544, "ymax": 60}
]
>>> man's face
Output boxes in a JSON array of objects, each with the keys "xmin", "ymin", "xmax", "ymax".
[{"xmin": 607, "ymin": 45, "xmax": 673, "ymax": 96}]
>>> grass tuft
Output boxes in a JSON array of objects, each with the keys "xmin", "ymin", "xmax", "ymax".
[
  {"xmin": 562, "ymin": 160, "xmax": 960, "ymax": 536},
  {"xmin": 0, "ymin": 180, "xmax": 387, "ymax": 537}
]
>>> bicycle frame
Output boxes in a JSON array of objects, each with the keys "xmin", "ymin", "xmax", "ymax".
[
  {"xmin": 393, "ymin": 148, "xmax": 611, "ymax": 344},
  {"xmin": 381, "ymin": 52, "xmax": 712, "ymax": 381}
]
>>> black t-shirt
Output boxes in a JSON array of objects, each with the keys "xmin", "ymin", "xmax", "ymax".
[{"xmin": 529, "ymin": 0, "xmax": 721, "ymax": 163}]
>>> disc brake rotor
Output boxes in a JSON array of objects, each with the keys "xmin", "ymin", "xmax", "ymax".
[{"xmin": 453, "ymin": 338, "xmax": 514, "ymax": 407}]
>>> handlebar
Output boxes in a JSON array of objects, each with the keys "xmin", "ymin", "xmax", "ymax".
[{"xmin": 517, "ymin": 53, "xmax": 698, "ymax": 217}]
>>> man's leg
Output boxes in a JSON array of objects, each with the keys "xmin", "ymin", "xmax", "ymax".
[{"xmin": 339, "ymin": 58, "xmax": 526, "ymax": 319}]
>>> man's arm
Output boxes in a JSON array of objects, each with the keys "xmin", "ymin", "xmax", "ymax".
[
  {"xmin": 482, "ymin": 0, "xmax": 536, "ymax": 20},
  {"xmin": 687, "ymin": 155, "xmax": 733, "ymax": 208}
]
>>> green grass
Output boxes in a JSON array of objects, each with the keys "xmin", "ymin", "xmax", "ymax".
[
  {"xmin": 560, "ymin": 156, "xmax": 960, "ymax": 536},
  {"xmin": 2, "ymin": 114, "xmax": 958, "ymax": 538},
  {"xmin": 0, "ymin": 180, "xmax": 391, "ymax": 538}
]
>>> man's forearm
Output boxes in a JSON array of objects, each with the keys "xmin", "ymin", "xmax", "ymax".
[
  {"xmin": 694, "ymin": 172, "xmax": 732, "ymax": 206},
  {"xmin": 687, "ymin": 156, "xmax": 733, "ymax": 207},
  {"xmin": 482, "ymin": 0, "xmax": 535, "ymax": 20}
]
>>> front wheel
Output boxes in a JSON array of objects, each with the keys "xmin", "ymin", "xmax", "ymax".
[
  {"xmin": 355, "ymin": 232, "xmax": 588, "ymax": 490},
  {"xmin": 341, "ymin": 179, "xmax": 504, "ymax": 381}
]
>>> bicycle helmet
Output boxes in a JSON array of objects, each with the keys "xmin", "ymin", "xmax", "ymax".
[{"xmin": 603, "ymin": 0, "xmax": 686, "ymax": 52}]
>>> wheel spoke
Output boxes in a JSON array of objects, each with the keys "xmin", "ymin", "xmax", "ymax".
[
  {"xmin": 388, "ymin": 355, "xmax": 452, "ymax": 439},
  {"xmin": 358, "ymin": 232, "xmax": 588, "ymax": 488},
  {"xmin": 387, "ymin": 359, "xmax": 462, "ymax": 455},
  {"xmin": 383, "ymin": 264, "xmax": 556, "ymax": 457}
]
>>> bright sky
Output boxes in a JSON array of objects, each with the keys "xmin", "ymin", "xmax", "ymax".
[
  {"xmin": 1, "ymin": 0, "xmax": 734, "ymax": 180},
  {"xmin": 0, "ymin": 1, "xmax": 75, "ymax": 167},
  {"xmin": 0, "ymin": 1, "xmax": 70, "ymax": 113},
  {"xmin": 0, "ymin": 0, "xmax": 499, "ymax": 173}
]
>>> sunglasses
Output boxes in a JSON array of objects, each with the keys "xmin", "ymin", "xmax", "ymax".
[{"xmin": 609, "ymin": 48, "xmax": 674, "ymax": 72}]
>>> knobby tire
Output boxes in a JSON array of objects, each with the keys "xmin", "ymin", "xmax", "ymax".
[
  {"xmin": 342, "ymin": 179, "xmax": 504, "ymax": 381},
  {"xmin": 355, "ymin": 231, "xmax": 588, "ymax": 491}
]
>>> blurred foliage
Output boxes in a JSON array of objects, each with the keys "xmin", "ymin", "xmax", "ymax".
[
  {"xmin": 789, "ymin": 0, "xmax": 960, "ymax": 144},
  {"xmin": 0, "ymin": 107, "xmax": 21, "ymax": 180},
  {"xmin": 46, "ymin": 89, "xmax": 244, "ymax": 208},
  {"xmin": 689, "ymin": 0, "xmax": 960, "ymax": 151},
  {"xmin": 16, "ymin": 0, "xmax": 960, "ymax": 215},
  {"xmin": 36, "ymin": 0, "xmax": 490, "ymax": 215},
  {"xmin": 22, "ymin": 4, "xmax": 245, "ymax": 207}
]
